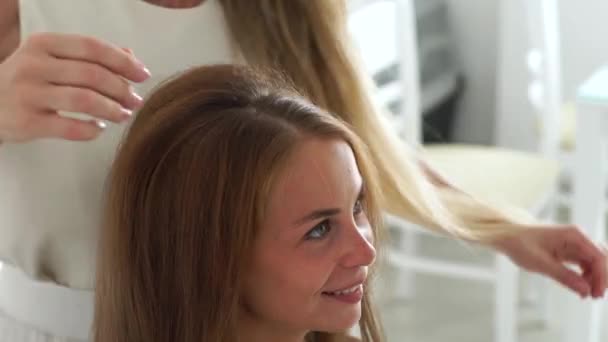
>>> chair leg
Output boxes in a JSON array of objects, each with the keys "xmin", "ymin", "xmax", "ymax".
[
  {"xmin": 523, "ymin": 196, "xmax": 559, "ymax": 327},
  {"xmin": 586, "ymin": 202, "xmax": 606, "ymax": 342},
  {"xmin": 521, "ymin": 272, "xmax": 539, "ymax": 306},
  {"xmin": 523, "ymin": 273, "xmax": 553, "ymax": 327},
  {"xmin": 521, "ymin": 271, "xmax": 554, "ymax": 325},
  {"xmin": 495, "ymin": 254, "xmax": 518, "ymax": 342},
  {"xmin": 391, "ymin": 227, "xmax": 419, "ymax": 300},
  {"xmin": 537, "ymin": 276, "xmax": 553, "ymax": 327},
  {"xmin": 588, "ymin": 302, "xmax": 604, "ymax": 342}
]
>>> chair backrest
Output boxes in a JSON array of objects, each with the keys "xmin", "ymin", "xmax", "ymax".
[
  {"xmin": 496, "ymin": 0, "xmax": 563, "ymax": 158},
  {"xmin": 524, "ymin": 0, "xmax": 563, "ymax": 160},
  {"xmin": 395, "ymin": 0, "xmax": 423, "ymax": 145},
  {"xmin": 353, "ymin": 1, "xmax": 563, "ymax": 155},
  {"xmin": 350, "ymin": 0, "xmax": 465, "ymax": 147},
  {"xmin": 348, "ymin": 0, "xmax": 422, "ymax": 145}
]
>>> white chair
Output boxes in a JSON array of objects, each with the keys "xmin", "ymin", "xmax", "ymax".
[
  {"xmin": 518, "ymin": 8, "xmax": 608, "ymax": 341},
  {"xmin": 349, "ymin": 1, "xmax": 561, "ymax": 342},
  {"xmin": 497, "ymin": 0, "xmax": 566, "ymax": 317},
  {"xmin": 565, "ymin": 65, "xmax": 608, "ymax": 342},
  {"xmin": 500, "ymin": 0, "xmax": 601, "ymax": 213}
]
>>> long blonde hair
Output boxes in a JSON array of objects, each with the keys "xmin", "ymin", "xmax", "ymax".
[
  {"xmin": 94, "ymin": 65, "xmax": 384, "ymax": 342},
  {"xmin": 220, "ymin": 0, "xmax": 530, "ymax": 241}
]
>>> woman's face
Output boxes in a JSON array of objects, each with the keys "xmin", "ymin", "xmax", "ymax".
[{"xmin": 241, "ymin": 138, "xmax": 376, "ymax": 337}]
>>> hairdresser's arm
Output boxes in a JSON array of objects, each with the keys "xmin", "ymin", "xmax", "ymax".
[
  {"xmin": 418, "ymin": 157, "xmax": 608, "ymax": 298},
  {"xmin": 0, "ymin": 32, "xmax": 150, "ymax": 143}
]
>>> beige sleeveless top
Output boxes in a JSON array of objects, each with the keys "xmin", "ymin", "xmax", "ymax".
[{"xmin": 0, "ymin": 0, "xmax": 234, "ymax": 289}]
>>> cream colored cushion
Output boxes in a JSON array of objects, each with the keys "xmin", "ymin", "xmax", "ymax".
[
  {"xmin": 535, "ymin": 102, "xmax": 576, "ymax": 151},
  {"xmin": 560, "ymin": 103, "xmax": 576, "ymax": 150},
  {"xmin": 422, "ymin": 144, "xmax": 560, "ymax": 210}
]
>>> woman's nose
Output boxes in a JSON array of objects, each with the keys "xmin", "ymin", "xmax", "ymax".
[{"xmin": 339, "ymin": 223, "xmax": 376, "ymax": 268}]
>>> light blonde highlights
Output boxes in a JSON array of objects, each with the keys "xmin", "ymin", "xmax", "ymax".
[{"xmin": 220, "ymin": 0, "xmax": 530, "ymax": 242}]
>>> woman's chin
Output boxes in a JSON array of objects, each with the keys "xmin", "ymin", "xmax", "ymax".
[{"xmin": 315, "ymin": 309, "xmax": 362, "ymax": 333}]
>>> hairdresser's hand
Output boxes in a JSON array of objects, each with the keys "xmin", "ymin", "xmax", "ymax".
[
  {"xmin": 492, "ymin": 225, "xmax": 607, "ymax": 299},
  {"xmin": 0, "ymin": 32, "xmax": 150, "ymax": 142}
]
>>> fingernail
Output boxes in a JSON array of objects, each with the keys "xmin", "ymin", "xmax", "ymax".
[
  {"xmin": 129, "ymin": 91, "xmax": 144, "ymax": 109},
  {"xmin": 132, "ymin": 58, "xmax": 151, "ymax": 79},
  {"xmin": 120, "ymin": 107, "xmax": 133, "ymax": 119},
  {"xmin": 135, "ymin": 60, "xmax": 151, "ymax": 76},
  {"xmin": 95, "ymin": 120, "xmax": 107, "ymax": 129}
]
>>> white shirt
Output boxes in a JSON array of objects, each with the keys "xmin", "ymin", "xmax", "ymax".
[{"xmin": 0, "ymin": 0, "xmax": 235, "ymax": 289}]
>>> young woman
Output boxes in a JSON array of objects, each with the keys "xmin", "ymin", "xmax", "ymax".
[{"xmin": 94, "ymin": 64, "xmax": 384, "ymax": 342}]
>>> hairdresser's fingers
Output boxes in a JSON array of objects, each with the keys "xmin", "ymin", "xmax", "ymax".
[
  {"xmin": 550, "ymin": 227, "xmax": 607, "ymax": 298},
  {"xmin": 36, "ymin": 85, "xmax": 133, "ymax": 124},
  {"xmin": 545, "ymin": 261, "xmax": 591, "ymax": 298},
  {"xmin": 27, "ymin": 113, "xmax": 106, "ymax": 141},
  {"xmin": 24, "ymin": 32, "xmax": 151, "ymax": 83},
  {"xmin": 41, "ymin": 58, "xmax": 143, "ymax": 111}
]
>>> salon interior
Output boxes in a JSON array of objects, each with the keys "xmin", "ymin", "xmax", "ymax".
[{"xmin": 348, "ymin": 0, "xmax": 608, "ymax": 341}]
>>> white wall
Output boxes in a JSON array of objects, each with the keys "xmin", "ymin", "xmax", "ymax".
[
  {"xmin": 495, "ymin": 0, "xmax": 608, "ymax": 150},
  {"xmin": 348, "ymin": 0, "xmax": 500, "ymax": 145},
  {"xmin": 560, "ymin": 0, "xmax": 608, "ymax": 99},
  {"xmin": 450, "ymin": 0, "xmax": 608, "ymax": 148},
  {"xmin": 445, "ymin": 0, "xmax": 499, "ymax": 144},
  {"xmin": 348, "ymin": 1, "xmax": 608, "ymax": 147},
  {"xmin": 494, "ymin": 0, "xmax": 537, "ymax": 151}
]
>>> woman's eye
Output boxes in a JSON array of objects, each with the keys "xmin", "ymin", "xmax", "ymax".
[
  {"xmin": 305, "ymin": 220, "xmax": 332, "ymax": 240},
  {"xmin": 353, "ymin": 199, "xmax": 364, "ymax": 215}
]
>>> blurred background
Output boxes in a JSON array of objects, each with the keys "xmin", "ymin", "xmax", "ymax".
[{"xmin": 346, "ymin": 1, "xmax": 608, "ymax": 341}]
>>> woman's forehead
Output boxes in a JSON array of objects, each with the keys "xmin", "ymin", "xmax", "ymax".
[{"xmin": 264, "ymin": 139, "xmax": 363, "ymax": 221}]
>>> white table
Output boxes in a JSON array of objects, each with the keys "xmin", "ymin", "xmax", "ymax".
[{"xmin": 567, "ymin": 65, "xmax": 608, "ymax": 342}]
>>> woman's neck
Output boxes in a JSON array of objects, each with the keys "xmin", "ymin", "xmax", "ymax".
[
  {"xmin": 142, "ymin": 0, "xmax": 205, "ymax": 8},
  {"xmin": 238, "ymin": 313, "xmax": 309, "ymax": 342}
]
